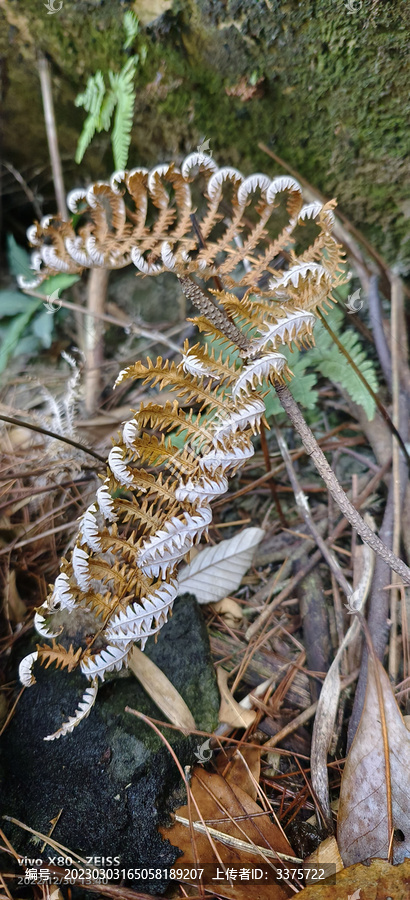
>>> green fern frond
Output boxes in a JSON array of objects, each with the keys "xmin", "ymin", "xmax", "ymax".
[
  {"xmin": 75, "ymin": 57, "xmax": 136, "ymax": 169},
  {"xmin": 310, "ymin": 325, "xmax": 379, "ymax": 420},
  {"xmin": 109, "ymin": 58, "xmax": 137, "ymax": 170},
  {"xmin": 99, "ymin": 88, "xmax": 117, "ymax": 133},
  {"xmin": 123, "ymin": 10, "xmax": 140, "ymax": 49},
  {"xmin": 75, "ymin": 71, "xmax": 106, "ymax": 164}
]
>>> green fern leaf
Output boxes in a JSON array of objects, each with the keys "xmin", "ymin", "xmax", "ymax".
[
  {"xmin": 310, "ymin": 309, "xmax": 379, "ymax": 420},
  {"xmin": 312, "ymin": 332, "xmax": 378, "ymax": 420},
  {"xmin": 123, "ymin": 10, "xmax": 140, "ymax": 50},
  {"xmin": 75, "ymin": 71, "xmax": 106, "ymax": 164},
  {"xmin": 99, "ymin": 88, "xmax": 117, "ymax": 133},
  {"xmin": 109, "ymin": 57, "xmax": 137, "ymax": 169}
]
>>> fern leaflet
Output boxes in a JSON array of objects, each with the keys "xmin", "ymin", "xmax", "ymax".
[
  {"xmin": 123, "ymin": 10, "xmax": 140, "ymax": 50},
  {"xmin": 75, "ymin": 71, "xmax": 106, "ymax": 164},
  {"xmin": 109, "ymin": 58, "xmax": 137, "ymax": 170}
]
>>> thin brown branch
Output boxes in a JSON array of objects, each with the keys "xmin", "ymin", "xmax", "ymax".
[
  {"xmin": 0, "ymin": 413, "xmax": 105, "ymax": 463},
  {"xmin": 2, "ymin": 161, "xmax": 42, "ymax": 220},
  {"xmin": 22, "ymin": 287, "xmax": 184, "ymax": 354},
  {"xmin": 368, "ymin": 276, "xmax": 393, "ymax": 392}
]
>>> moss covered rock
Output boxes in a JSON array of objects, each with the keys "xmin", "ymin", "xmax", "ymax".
[{"xmin": 1, "ymin": 0, "xmax": 409, "ymax": 268}]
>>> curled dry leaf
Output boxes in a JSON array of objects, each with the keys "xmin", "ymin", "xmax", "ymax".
[
  {"xmin": 178, "ymin": 527, "xmax": 265, "ymax": 605},
  {"xmin": 311, "ymin": 538, "xmax": 374, "ymax": 828},
  {"xmin": 338, "ymin": 655, "xmax": 410, "ymax": 865},
  {"xmin": 217, "ymin": 667, "xmax": 257, "ymax": 730},
  {"xmin": 212, "ymin": 597, "xmax": 243, "ymax": 627},
  {"xmin": 5, "ymin": 570, "xmax": 27, "ymax": 624}
]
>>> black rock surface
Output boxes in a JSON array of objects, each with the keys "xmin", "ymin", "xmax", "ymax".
[{"xmin": 0, "ymin": 594, "xmax": 219, "ymax": 895}]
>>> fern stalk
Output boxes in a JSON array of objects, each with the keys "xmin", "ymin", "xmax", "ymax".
[{"xmin": 274, "ymin": 383, "xmax": 410, "ymax": 585}]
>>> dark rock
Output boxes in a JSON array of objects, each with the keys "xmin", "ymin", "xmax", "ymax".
[{"xmin": 0, "ymin": 595, "xmax": 219, "ymax": 895}]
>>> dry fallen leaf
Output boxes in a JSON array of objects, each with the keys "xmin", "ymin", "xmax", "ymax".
[
  {"xmin": 304, "ymin": 835, "xmax": 343, "ymax": 872},
  {"xmin": 160, "ymin": 767, "xmax": 296, "ymax": 900},
  {"xmin": 217, "ymin": 667, "xmax": 257, "ymax": 729},
  {"xmin": 225, "ymin": 76, "xmax": 265, "ymax": 101},
  {"xmin": 4, "ymin": 570, "xmax": 27, "ymax": 624},
  {"xmin": 128, "ymin": 646, "xmax": 196, "ymax": 733},
  {"xmin": 216, "ymin": 745, "xmax": 261, "ymax": 801},
  {"xmin": 178, "ymin": 527, "xmax": 265, "ymax": 605},
  {"xmin": 311, "ymin": 538, "xmax": 374, "ymax": 827},
  {"xmin": 295, "ymin": 857, "xmax": 410, "ymax": 899},
  {"xmin": 338, "ymin": 655, "xmax": 410, "ymax": 865},
  {"xmin": 212, "ymin": 597, "xmax": 243, "ymax": 627}
]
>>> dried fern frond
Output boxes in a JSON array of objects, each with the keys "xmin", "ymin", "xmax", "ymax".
[
  {"xmin": 44, "ymin": 680, "xmax": 98, "ymax": 741},
  {"xmin": 18, "ymin": 153, "xmax": 345, "ymax": 738},
  {"xmin": 37, "ymin": 641, "xmax": 82, "ymax": 672},
  {"xmin": 19, "ymin": 153, "xmax": 343, "ymax": 295}
]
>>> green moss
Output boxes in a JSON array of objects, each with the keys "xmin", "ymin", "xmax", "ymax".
[{"xmin": 2, "ymin": 0, "xmax": 410, "ymax": 268}]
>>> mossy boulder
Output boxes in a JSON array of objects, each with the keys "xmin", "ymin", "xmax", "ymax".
[{"xmin": 1, "ymin": 0, "xmax": 409, "ymax": 268}]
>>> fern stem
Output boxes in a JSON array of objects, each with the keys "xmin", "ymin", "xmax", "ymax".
[
  {"xmin": 275, "ymin": 383, "xmax": 410, "ymax": 586},
  {"xmin": 178, "ymin": 275, "xmax": 251, "ymax": 353}
]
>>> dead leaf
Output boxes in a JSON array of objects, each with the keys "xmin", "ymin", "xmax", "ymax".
[
  {"xmin": 212, "ymin": 597, "xmax": 243, "ymax": 626},
  {"xmin": 178, "ymin": 527, "xmax": 265, "ymax": 605},
  {"xmin": 304, "ymin": 836, "xmax": 343, "ymax": 872},
  {"xmin": 225, "ymin": 76, "xmax": 265, "ymax": 102},
  {"xmin": 216, "ymin": 745, "xmax": 261, "ymax": 801},
  {"xmin": 49, "ymin": 889, "xmax": 64, "ymax": 900},
  {"xmin": 4, "ymin": 570, "xmax": 27, "ymax": 624},
  {"xmin": 294, "ymin": 857, "xmax": 410, "ymax": 899},
  {"xmin": 128, "ymin": 646, "xmax": 196, "ymax": 734},
  {"xmin": 217, "ymin": 667, "xmax": 257, "ymax": 730},
  {"xmin": 160, "ymin": 767, "xmax": 296, "ymax": 900},
  {"xmin": 338, "ymin": 655, "xmax": 410, "ymax": 865},
  {"xmin": 311, "ymin": 538, "xmax": 374, "ymax": 827}
]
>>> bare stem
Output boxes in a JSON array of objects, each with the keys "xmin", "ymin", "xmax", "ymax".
[
  {"xmin": 22, "ymin": 287, "xmax": 183, "ymax": 354},
  {"xmin": 37, "ymin": 52, "xmax": 67, "ymax": 220},
  {"xmin": 275, "ymin": 383, "xmax": 410, "ymax": 585},
  {"xmin": 0, "ymin": 413, "xmax": 105, "ymax": 463},
  {"xmin": 2, "ymin": 161, "xmax": 43, "ymax": 220},
  {"xmin": 84, "ymin": 268, "xmax": 109, "ymax": 415}
]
